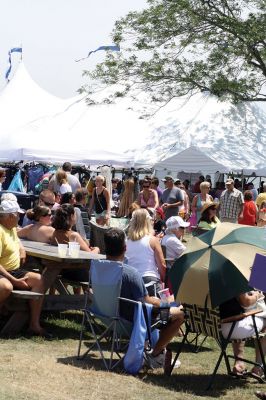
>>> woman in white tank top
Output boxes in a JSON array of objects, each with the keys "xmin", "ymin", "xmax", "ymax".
[{"xmin": 126, "ymin": 208, "xmax": 166, "ymax": 295}]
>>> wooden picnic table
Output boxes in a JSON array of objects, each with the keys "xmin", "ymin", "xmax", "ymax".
[{"xmin": 1, "ymin": 240, "xmax": 105, "ymax": 335}]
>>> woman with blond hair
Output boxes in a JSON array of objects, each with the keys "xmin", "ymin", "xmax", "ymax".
[
  {"xmin": 89, "ymin": 175, "xmax": 110, "ymax": 226},
  {"xmin": 191, "ymin": 181, "xmax": 213, "ymax": 223},
  {"xmin": 55, "ymin": 169, "xmax": 72, "ymax": 195},
  {"xmin": 125, "ymin": 208, "xmax": 166, "ymax": 295}
]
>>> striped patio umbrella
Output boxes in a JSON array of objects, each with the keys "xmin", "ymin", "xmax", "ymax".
[{"xmin": 169, "ymin": 223, "xmax": 266, "ymax": 308}]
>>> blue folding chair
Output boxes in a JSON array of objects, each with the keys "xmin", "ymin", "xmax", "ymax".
[{"xmin": 77, "ymin": 259, "xmax": 133, "ymax": 370}]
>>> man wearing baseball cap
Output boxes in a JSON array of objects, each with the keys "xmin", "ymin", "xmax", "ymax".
[
  {"xmin": 0, "ymin": 195, "xmax": 46, "ymax": 337},
  {"xmin": 161, "ymin": 216, "xmax": 190, "ymax": 262},
  {"xmin": 219, "ymin": 178, "xmax": 244, "ymax": 223},
  {"xmin": 161, "ymin": 176, "xmax": 184, "ymax": 221}
]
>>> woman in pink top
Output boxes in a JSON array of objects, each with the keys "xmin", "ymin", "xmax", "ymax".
[{"xmin": 137, "ymin": 179, "xmax": 159, "ymax": 210}]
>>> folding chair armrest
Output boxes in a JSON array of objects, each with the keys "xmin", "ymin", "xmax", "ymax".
[
  {"xmin": 221, "ymin": 308, "xmax": 262, "ymax": 323},
  {"xmin": 118, "ymin": 297, "xmax": 141, "ymax": 305}
]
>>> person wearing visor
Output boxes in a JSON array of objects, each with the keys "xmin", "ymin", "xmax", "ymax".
[{"xmin": 0, "ymin": 196, "xmax": 46, "ymax": 337}]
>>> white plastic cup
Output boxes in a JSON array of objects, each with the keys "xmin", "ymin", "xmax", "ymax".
[
  {"xmin": 57, "ymin": 244, "xmax": 68, "ymax": 258},
  {"xmin": 68, "ymin": 242, "xmax": 80, "ymax": 258}
]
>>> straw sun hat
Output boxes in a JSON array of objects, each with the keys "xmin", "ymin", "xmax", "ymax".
[{"xmin": 200, "ymin": 202, "xmax": 219, "ymax": 215}]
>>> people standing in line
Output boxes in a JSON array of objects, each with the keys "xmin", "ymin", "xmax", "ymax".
[
  {"xmin": 89, "ymin": 175, "xmax": 110, "ymax": 226},
  {"xmin": 191, "ymin": 181, "xmax": 213, "ymax": 223},
  {"xmin": 219, "ymin": 178, "xmax": 244, "ymax": 223},
  {"xmin": 161, "ymin": 176, "xmax": 184, "ymax": 221},
  {"xmin": 48, "ymin": 162, "xmax": 81, "ymax": 193},
  {"xmin": 238, "ymin": 190, "xmax": 257, "ymax": 226}
]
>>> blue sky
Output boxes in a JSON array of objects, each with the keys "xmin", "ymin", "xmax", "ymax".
[{"xmin": 0, "ymin": 0, "xmax": 147, "ymax": 98}]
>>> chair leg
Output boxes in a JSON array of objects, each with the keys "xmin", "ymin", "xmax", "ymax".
[
  {"xmin": 252, "ymin": 315, "xmax": 266, "ymax": 375},
  {"xmin": 167, "ymin": 329, "xmax": 189, "ymax": 376},
  {"xmin": 77, "ymin": 309, "xmax": 87, "ymax": 358},
  {"xmin": 206, "ymin": 321, "xmax": 236, "ymax": 390}
]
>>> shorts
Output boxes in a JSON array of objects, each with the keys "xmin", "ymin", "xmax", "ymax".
[
  {"xmin": 221, "ymin": 316, "xmax": 265, "ymax": 339},
  {"xmin": 9, "ymin": 269, "xmax": 28, "ymax": 279},
  {"xmin": 142, "ymin": 276, "xmax": 162, "ymax": 297}
]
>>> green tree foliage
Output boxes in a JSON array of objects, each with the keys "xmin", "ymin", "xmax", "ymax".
[{"xmin": 85, "ymin": 0, "xmax": 266, "ymax": 104}]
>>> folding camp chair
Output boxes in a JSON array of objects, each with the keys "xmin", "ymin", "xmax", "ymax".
[
  {"xmin": 77, "ymin": 259, "xmax": 134, "ymax": 370},
  {"xmin": 168, "ymin": 303, "xmax": 266, "ymax": 390}
]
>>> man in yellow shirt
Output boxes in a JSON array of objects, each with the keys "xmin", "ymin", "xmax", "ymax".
[{"xmin": 0, "ymin": 196, "xmax": 45, "ymax": 336}]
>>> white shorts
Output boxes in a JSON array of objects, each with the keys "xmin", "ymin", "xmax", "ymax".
[{"xmin": 221, "ymin": 316, "xmax": 265, "ymax": 339}]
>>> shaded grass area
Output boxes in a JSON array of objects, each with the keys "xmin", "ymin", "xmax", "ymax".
[{"xmin": 0, "ymin": 311, "xmax": 264, "ymax": 400}]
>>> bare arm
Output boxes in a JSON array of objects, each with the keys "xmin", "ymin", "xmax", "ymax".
[
  {"xmin": 104, "ymin": 188, "xmax": 111, "ymax": 215},
  {"xmin": 238, "ymin": 291, "xmax": 261, "ymax": 308},
  {"xmin": 153, "ymin": 189, "xmax": 159, "ymax": 209},
  {"xmin": 17, "ymin": 225, "xmax": 32, "ymax": 239},
  {"xmin": 150, "ymin": 236, "xmax": 166, "ymax": 282},
  {"xmin": 69, "ymin": 231, "xmax": 91, "ymax": 252}
]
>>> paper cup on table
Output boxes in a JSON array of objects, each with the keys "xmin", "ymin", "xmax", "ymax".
[
  {"xmin": 68, "ymin": 242, "xmax": 80, "ymax": 258},
  {"xmin": 57, "ymin": 244, "xmax": 68, "ymax": 257}
]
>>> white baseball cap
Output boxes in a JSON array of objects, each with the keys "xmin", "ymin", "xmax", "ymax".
[
  {"xmin": 166, "ymin": 216, "xmax": 190, "ymax": 229},
  {"xmin": 0, "ymin": 199, "xmax": 25, "ymax": 214}
]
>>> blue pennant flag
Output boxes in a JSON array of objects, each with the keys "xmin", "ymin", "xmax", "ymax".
[
  {"xmin": 5, "ymin": 47, "xmax": 22, "ymax": 81},
  {"xmin": 76, "ymin": 45, "xmax": 120, "ymax": 62}
]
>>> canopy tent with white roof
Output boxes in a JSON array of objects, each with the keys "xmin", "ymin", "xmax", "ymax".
[
  {"xmin": 154, "ymin": 146, "xmax": 230, "ymax": 175},
  {"xmin": 133, "ymin": 92, "xmax": 266, "ymax": 170},
  {"xmin": 0, "ymin": 62, "xmax": 151, "ymax": 168}
]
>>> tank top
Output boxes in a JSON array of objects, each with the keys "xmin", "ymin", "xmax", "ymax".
[
  {"xmin": 126, "ymin": 235, "xmax": 159, "ymax": 279},
  {"xmin": 139, "ymin": 190, "xmax": 156, "ymax": 208},
  {"xmin": 50, "ymin": 229, "xmax": 72, "ymax": 245},
  {"xmin": 94, "ymin": 188, "xmax": 107, "ymax": 214}
]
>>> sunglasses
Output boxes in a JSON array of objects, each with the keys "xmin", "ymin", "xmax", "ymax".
[
  {"xmin": 43, "ymin": 200, "xmax": 55, "ymax": 207},
  {"xmin": 143, "ymin": 185, "xmax": 150, "ymax": 188},
  {"xmin": 44, "ymin": 212, "xmax": 52, "ymax": 217}
]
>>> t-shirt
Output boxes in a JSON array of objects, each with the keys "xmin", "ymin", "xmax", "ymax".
[
  {"xmin": 238, "ymin": 200, "xmax": 257, "ymax": 226},
  {"xmin": 161, "ymin": 233, "xmax": 186, "ymax": 261},
  {"xmin": 120, "ymin": 264, "xmax": 148, "ymax": 321},
  {"xmin": 161, "ymin": 187, "xmax": 184, "ymax": 220},
  {"xmin": 49, "ymin": 172, "xmax": 81, "ymax": 193},
  {"xmin": 198, "ymin": 219, "xmax": 221, "ymax": 230},
  {"xmin": 0, "ymin": 225, "xmax": 20, "ymax": 272}
]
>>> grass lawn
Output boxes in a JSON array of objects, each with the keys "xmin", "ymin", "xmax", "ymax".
[{"xmin": 0, "ymin": 311, "xmax": 264, "ymax": 400}]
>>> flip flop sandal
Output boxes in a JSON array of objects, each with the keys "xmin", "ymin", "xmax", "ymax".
[
  {"xmin": 230, "ymin": 368, "xmax": 249, "ymax": 378},
  {"xmin": 248, "ymin": 366, "xmax": 265, "ymax": 383}
]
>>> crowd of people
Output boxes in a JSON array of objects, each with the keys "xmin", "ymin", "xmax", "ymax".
[{"xmin": 0, "ymin": 162, "xmax": 266, "ymax": 387}]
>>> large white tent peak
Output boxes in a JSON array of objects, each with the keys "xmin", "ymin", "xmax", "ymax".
[{"xmin": 154, "ymin": 145, "xmax": 230, "ymax": 175}]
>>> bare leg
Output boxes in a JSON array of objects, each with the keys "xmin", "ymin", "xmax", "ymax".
[
  {"xmin": 232, "ymin": 341, "xmax": 246, "ymax": 373},
  {"xmin": 24, "ymin": 272, "xmax": 45, "ymax": 333},
  {"xmin": 0, "ymin": 277, "xmax": 13, "ymax": 306},
  {"xmin": 152, "ymin": 309, "xmax": 184, "ymax": 356}
]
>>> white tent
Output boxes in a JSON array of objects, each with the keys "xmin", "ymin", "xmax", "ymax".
[
  {"xmin": 154, "ymin": 146, "xmax": 230, "ymax": 175},
  {"xmin": 133, "ymin": 92, "xmax": 266, "ymax": 170},
  {"xmin": 0, "ymin": 63, "xmax": 151, "ymax": 167}
]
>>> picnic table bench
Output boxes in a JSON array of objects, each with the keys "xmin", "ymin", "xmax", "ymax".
[{"xmin": 0, "ymin": 240, "xmax": 105, "ymax": 335}]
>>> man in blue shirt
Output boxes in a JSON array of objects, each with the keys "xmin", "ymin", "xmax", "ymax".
[{"xmin": 104, "ymin": 228, "xmax": 184, "ymax": 368}]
